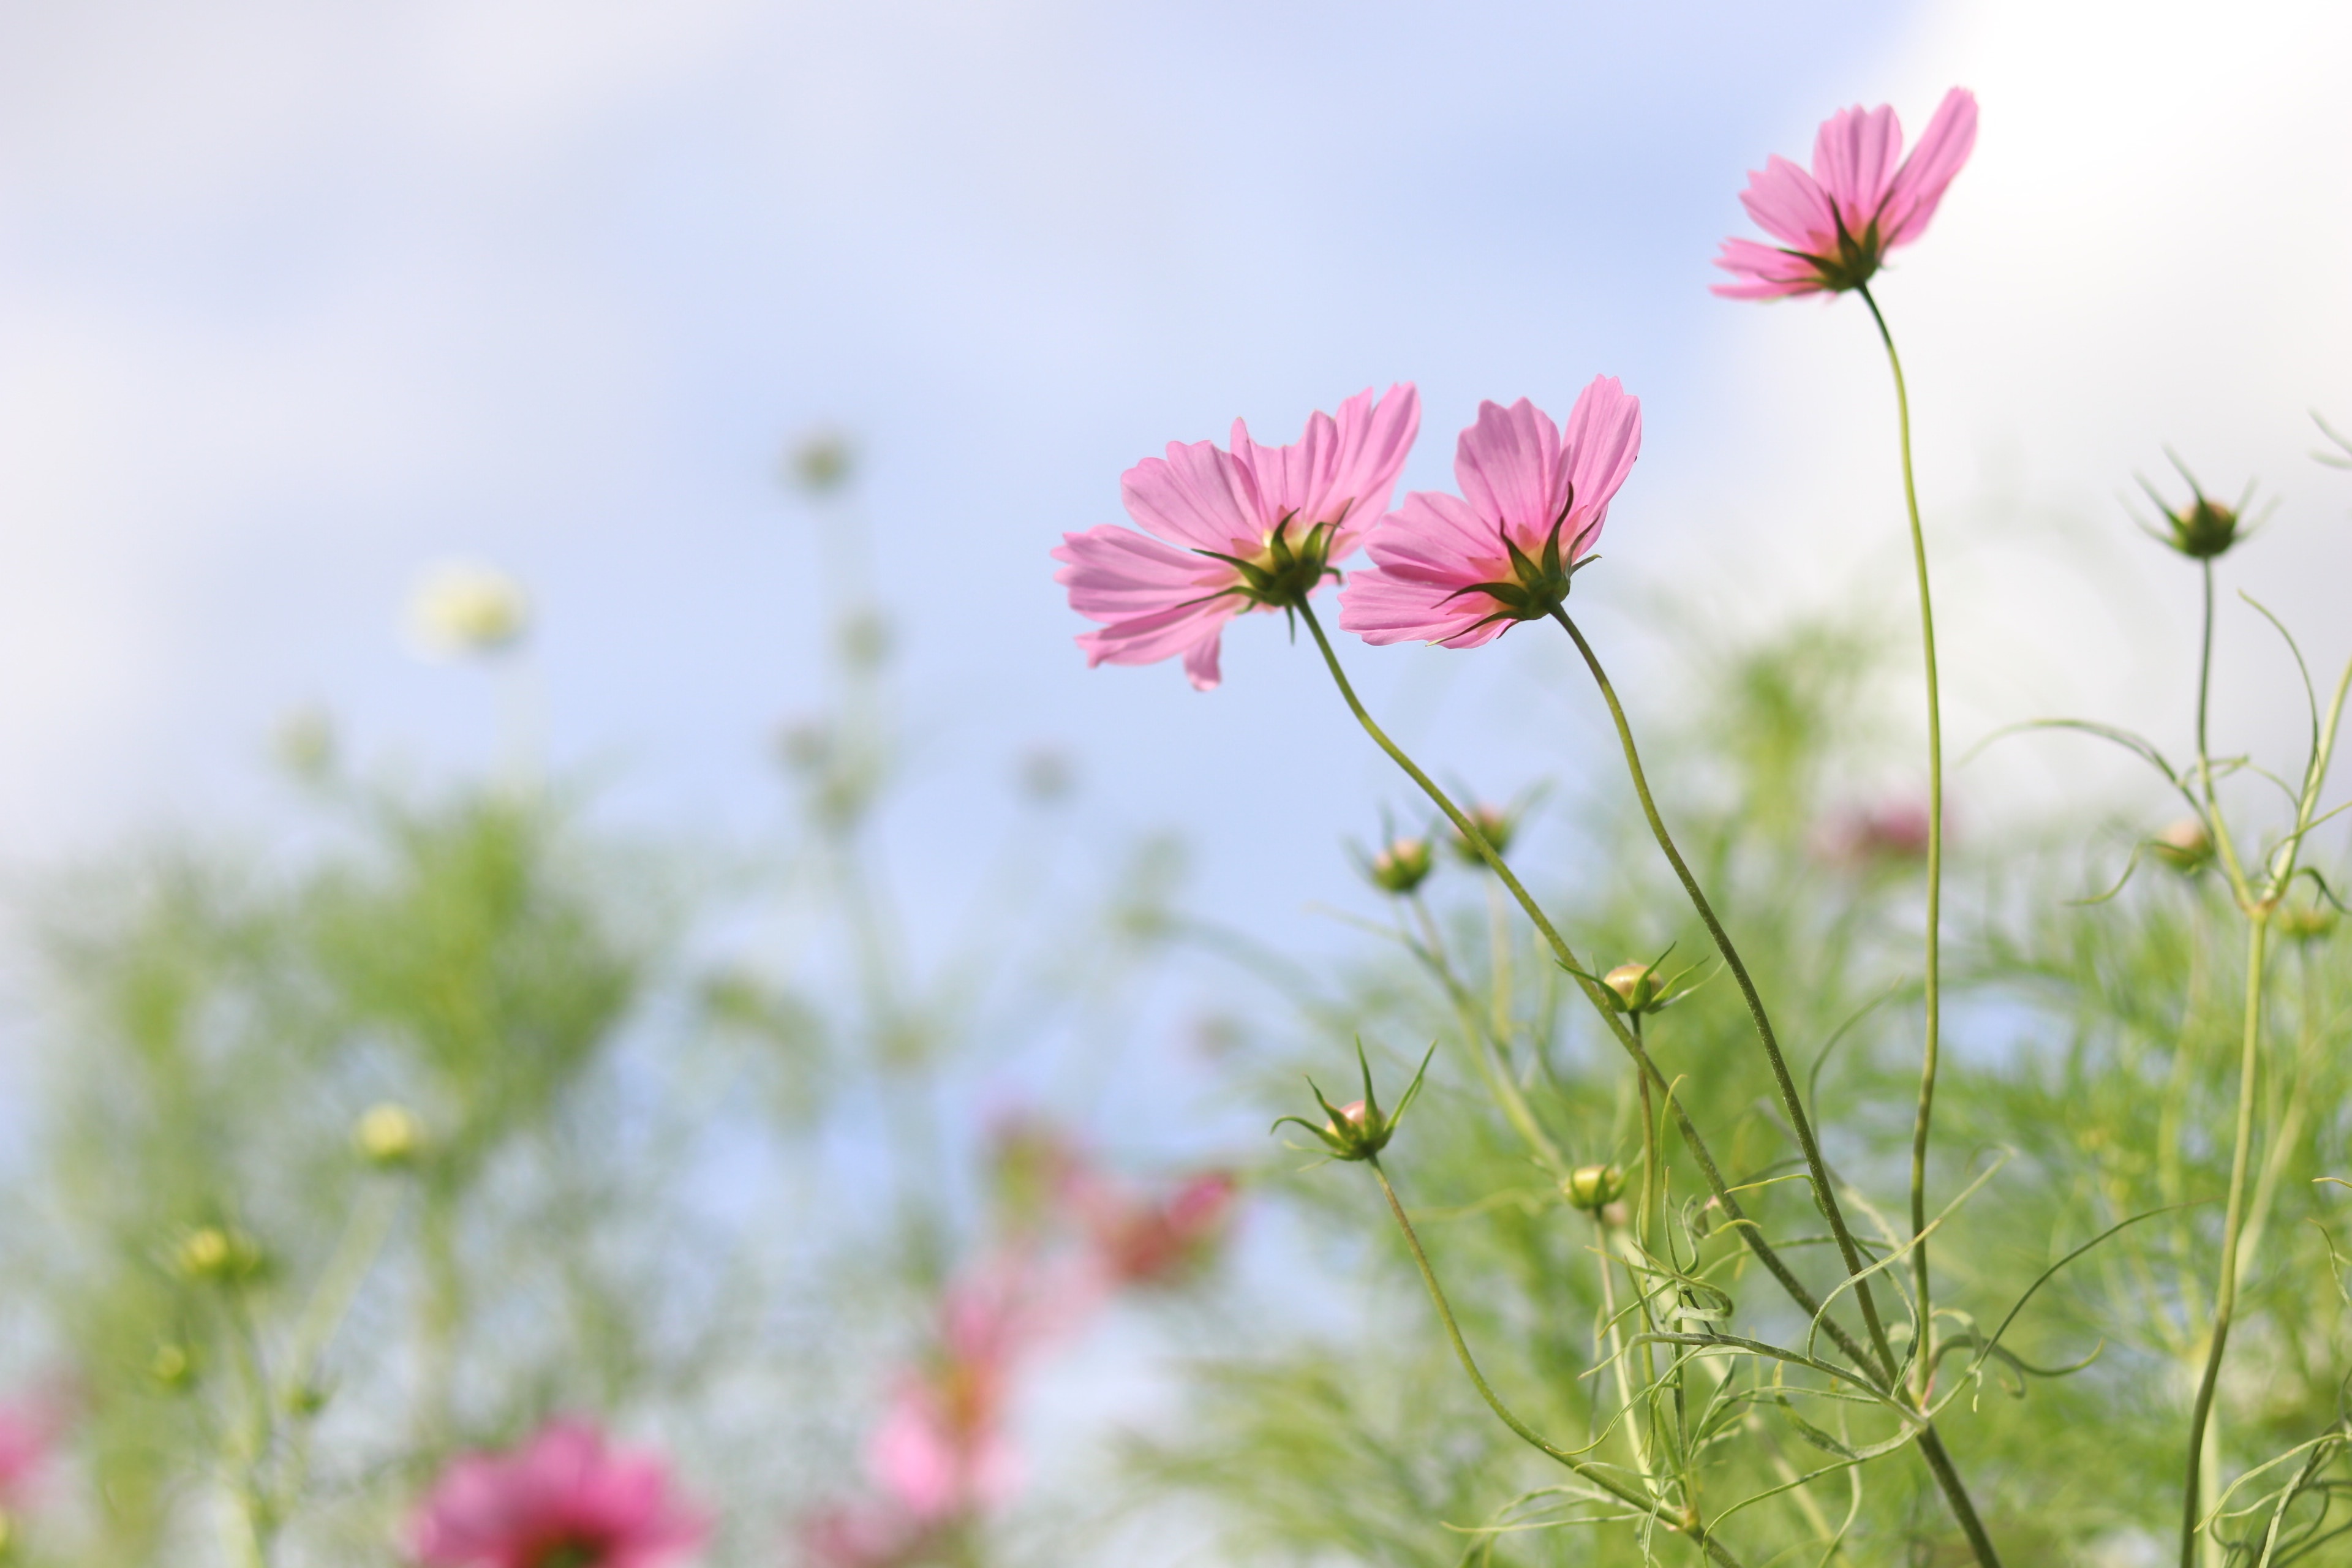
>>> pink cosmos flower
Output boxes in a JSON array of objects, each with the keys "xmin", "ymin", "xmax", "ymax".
[
  {"xmin": 1338, "ymin": 379, "xmax": 1641, "ymax": 648},
  {"xmin": 1054, "ymin": 385, "xmax": 1420, "ymax": 690},
  {"xmin": 410, "ymin": 1420, "xmax": 704, "ymax": 1568},
  {"xmin": 1713, "ymin": 88, "xmax": 1978, "ymax": 300}
]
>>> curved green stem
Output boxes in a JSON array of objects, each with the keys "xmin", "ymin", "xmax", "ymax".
[
  {"xmin": 1367, "ymin": 1159, "xmax": 1741, "ymax": 1566},
  {"xmin": 1858, "ymin": 284, "xmax": 1945, "ymax": 1385},
  {"xmin": 2180, "ymin": 914, "xmax": 2271, "ymax": 1568},
  {"xmin": 1550, "ymin": 608, "xmax": 1898, "ymax": 1379},
  {"xmin": 1297, "ymin": 600, "xmax": 1879, "ymax": 1382},
  {"xmin": 1301, "ymin": 599, "xmax": 2002, "ymax": 1566}
]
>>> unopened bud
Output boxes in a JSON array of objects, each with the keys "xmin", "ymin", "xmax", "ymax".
[
  {"xmin": 2163, "ymin": 494, "xmax": 2242, "ymax": 560},
  {"xmin": 2277, "ymin": 904, "xmax": 2339, "ymax": 943},
  {"xmin": 1604, "ymin": 963, "xmax": 1663, "ymax": 1014},
  {"xmin": 1563, "ymin": 1163, "xmax": 1626, "ymax": 1213},
  {"xmin": 1325, "ymin": 1100, "xmax": 1368, "ymax": 1139},
  {"xmin": 354, "ymin": 1103, "xmax": 424, "ymax": 1167},
  {"xmin": 172, "ymin": 1226, "xmax": 262, "ymax": 1284},
  {"xmin": 1450, "ymin": 804, "xmax": 1517, "ymax": 866},
  {"xmin": 787, "ymin": 431, "xmax": 854, "ymax": 496},
  {"xmin": 150, "ymin": 1343, "xmax": 195, "ymax": 1389},
  {"xmin": 408, "ymin": 562, "xmax": 528, "ymax": 658},
  {"xmin": 1366, "ymin": 837, "xmax": 1434, "ymax": 895},
  {"xmin": 2150, "ymin": 818, "xmax": 2212, "ymax": 873}
]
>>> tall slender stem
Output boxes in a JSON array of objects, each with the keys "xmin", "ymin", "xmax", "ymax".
[
  {"xmin": 1858, "ymin": 283, "xmax": 1945, "ymax": 1385},
  {"xmin": 1300, "ymin": 600, "xmax": 1874, "ymax": 1377},
  {"xmin": 1299, "ymin": 599, "xmax": 2003, "ymax": 1567},
  {"xmin": 1549, "ymin": 608, "xmax": 1898, "ymax": 1379},
  {"xmin": 2180, "ymin": 913, "xmax": 2270, "ymax": 1568},
  {"xmin": 1365, "ymin": 1160, "xmax": 1743, "ymax": 1567}
]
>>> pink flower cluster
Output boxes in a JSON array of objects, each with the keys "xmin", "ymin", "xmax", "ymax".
[
  {"xmin": 802, "ymin": 1133, "xmax": 1237, "ymax": 1567},
  {"xmin": 1052, "ymin": 90, "xmax": 1975, "ymax": 681},
  {"xmin": 410, "ymin": 1421, "xmax": 704, "ymax": 1568}
]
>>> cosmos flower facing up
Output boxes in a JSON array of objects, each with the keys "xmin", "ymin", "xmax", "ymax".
[
  {"xmin": 410, "ymin": 1420, "xmax": 704, "ymax": 1568},
  {"xmin": 1054, "ymin": 385, "xmax": 1420, "ymax": 690},
  {"xmin": 1713, "ymin": 88, "xmax": 1978, "ymax": 300},
  {"xmin": 1339, "ymin": 378, "xmax": 1641, "ymax": 649}
]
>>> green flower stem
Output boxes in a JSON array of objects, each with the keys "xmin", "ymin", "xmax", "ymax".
[
  {"xmin": 1551, "ymin": 605, "xmax": 2010, "ymax": 1568},
  {"xmin": 2180, "ymin": 913, "xmax": 2271, "ymax": 1568},
  {"xmin": 1296, "ymin": 600, "xmax": 1880, "ymax": 1385},
  {"xmin": 1402, "ymin": 897, "xmax": 1565, "ymax": 1170},
  {"xmin": 1590, "ymin": 1212, "xmax": 1654, "ymax": 1486},
  {"xmin": 1550, "ymin": 608, "xmax": 1899, "ymax": 1379},
  {"xmin": 1366, "ymin": 1159, "xmax": 1741, "ymax": 1567},
  {"xmin": 1858, "ymin": 282, "xmax": 1945, "ymax": 1387}
]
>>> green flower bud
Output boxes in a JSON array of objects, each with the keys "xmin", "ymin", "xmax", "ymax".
[
  {"xmin": 353, "ymin": 1102, "xmax": 425, "ymax": 1167},
  {"xmin": 2137, "ymin": 459, "xmax": 2253, "ymax": 561},
  {"xmin": 2276, "ymin": 904, "xmax": 2339, "ymax": 943},
  {"xmin": 1366, "ymin": 837, "xmax": 1434, "ymax": 895},
  {"xmin": 1562, "ymin": 1163, "xmax": 1626, "ymax": 1213},
  {"xmin": 1273, "ymin": 1042, "xmax": 1434, "ymax": 1164},
  {"xmin": 2150, "ymin": 817, "xmax": 2213, "ymax": 873},
  {"xmin": 150, "ymin": 1343, "xmax": 195, "ymax": 1390},
  {"xmin": 1450, "ymin": 804, "xmax": 1517, "ymax": 866},
  {"xmin": 172, "ymin": 1226, "xmax": 263, "ymax": 1284},
  {"xmin": 1604, "ymin": 963, "xmax": 1664, "ymax": 1014}
]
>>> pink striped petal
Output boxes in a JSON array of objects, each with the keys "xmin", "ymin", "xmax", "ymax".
[{"xmin": 1881, "ymin": 88, "xmax": 1978, "ymax": 246}]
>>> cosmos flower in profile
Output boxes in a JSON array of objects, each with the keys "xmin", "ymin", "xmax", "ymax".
[
  {"xmin": 410, "ymin": 1420, "xmax": 703, "ymax": 1568},
  {"xmin": 1713, "ymin": 88, "xmax": 1978, "ymax": 300},
  {"xmin": 1054, "ymin": 385, "xmax": 1420, "ymax": 690},
  {"xmin": 1338, "ymin": 377, "xmax": 1640, "ymax": 648}
]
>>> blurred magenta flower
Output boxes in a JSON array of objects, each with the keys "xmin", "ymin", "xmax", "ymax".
[
  {"xmin": 0, "ymin": 1400, "xmax": 51, "ymax": 1514},
  {"xmin": 1072, "ymin": 1170, "xmax": 1238, "ymax": 1287},
  {"xmin": 1713, "ymin": 88, "xmax": 1978, "ymax": 300},
  {"xmin": 411, "ymin": 1420, "xmax": 704, "ymax": 1568},
  {"xmin": 1054, "ymin": 385, "xmax": 1420, "ymax": 689},
  {"xmin": 1339, "ymin": 379, "xmax": 1640, "ymax": 647}
]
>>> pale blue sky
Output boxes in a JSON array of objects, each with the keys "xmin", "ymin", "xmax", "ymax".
[{"xmin": 0, "ymin": 0, "xmax": 2346, "ymax": 951}]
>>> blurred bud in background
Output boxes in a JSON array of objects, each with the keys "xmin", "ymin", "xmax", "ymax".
[
  {"xmin": 353, "ymin": 1102, "xmax": 425, "ymax": 1168},
  {"xmin": 1449, "ymin": 802, "xmax": 1517, "ymax": 865},
  {"xmin": 1364, "ymin": 835, "xmax": 1434, "ymax": 896},
  {"xmin": 1016, "ymin": 747, "xmax": 1074, "ymax": 806},
  {"xmin": 407, "ymin": 562, "xmax": 530, "ymax": 659},
  {"xmin": 788, "ymin": 430, "xmax": 857, "ymax": 497},
  {"xmin": 1817, "ymin": 799, "xmax": 1937, "ymax": 867},
  {"xmin": 272, "ymin": 706, "xmax": 338, "ymax": 784},
  {"xmin": 2151, "ymin": 816, "xmax": 2214, "ymax": 874}
]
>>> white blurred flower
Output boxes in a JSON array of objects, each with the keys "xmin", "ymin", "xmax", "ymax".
[{"xmin": 407, "ymin": 562, "xmax": 529, "ymax": 658}]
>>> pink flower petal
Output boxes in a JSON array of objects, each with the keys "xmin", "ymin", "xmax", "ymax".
[
  {"xmin": 1709, "ymin": 238, "xmax": 1826, "ymax": 299},
  {"xmin": 1809, "ymin": 103, "xmax": 1904, "ymax": 236},
  {"xmin": 1453, "ymin": 399, "xmax": 1566, "ymax": 544},
  {"xmin": 1558, "ymin": 375, "xmax": 1642, "ymax": 556},
  {"xmin": 1119, "ymin": 439, "xmax": 1262, "ymax": 555},
  {"xmin": 1881, "ymin": 87, "xmax": 1978, "ymax": 246},
  {"xmin": 1735, "ymin": 155, "xmax": 1836, "ymax": 252},
  {"xmin": 1052, "ymin": 526, "xmax": 1242, "ymax": 684}
]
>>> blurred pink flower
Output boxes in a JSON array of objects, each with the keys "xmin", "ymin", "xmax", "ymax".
[
  {"xmin": 411, "ymin": 1420, "xmax": 704, "ymax": 1568},
  {"xmin": 1070, "ymin": 1170, "xmax": 1239, "ymax": 1287},
  {"xmin": 1339, "ymin": 379, "xmax": 1640, "ymax": 648},
  {"xmin": 1819, "ymin": 800, "xmax": 1945, "ymax": 867},
  {"xmin": 0, "ymin": 1401, "xmax": 51, "ymax": 1510},
  {"xmin": 1713, "ymin": 88, "xmax": 1978, "ymax": 300},
  {"xmin": 799, "ymin": 1502, "xmax": 929, "ymax": 1568},
  {"xmin": 1054, "ymin": 385, "xmax": 1420, "ymax": 690}
]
